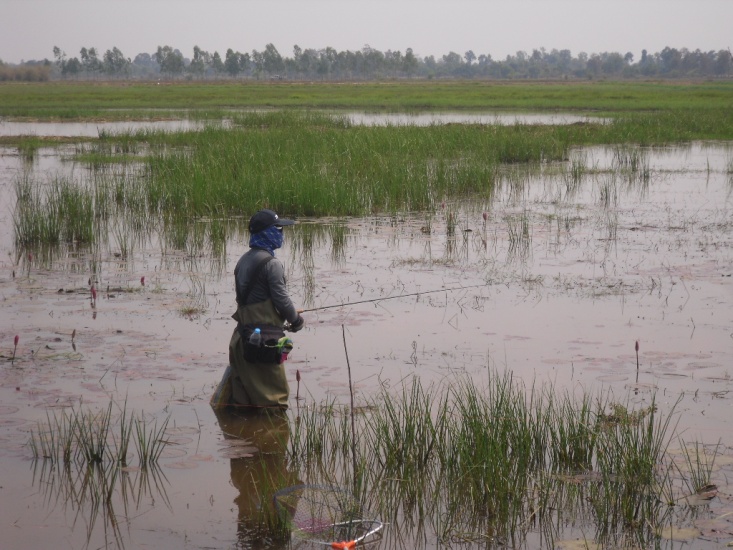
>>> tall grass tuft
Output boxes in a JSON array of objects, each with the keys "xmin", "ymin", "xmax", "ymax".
[
  {"xmin": 29, "ymin": 399, "xmax": 169, "ymax": 468},
  {"xmin": 13, "ymin": 174, "xmax": 101, "ymax": 246},
  {"xmin": 134, "ymin": 414, "xmax": 170, "ymax": 467}
]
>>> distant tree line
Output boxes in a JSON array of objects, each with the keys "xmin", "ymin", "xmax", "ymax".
[
  {"xmin": 2, "ymin": 43, "xmax": 732, "ymax": 82},
  {"xmin": 0, "ymin": 59, "xmax": 52, "ymax": 81}
]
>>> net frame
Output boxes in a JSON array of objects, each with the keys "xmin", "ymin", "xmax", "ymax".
[{"xmin": 273, "ymin": 484, "xmax": 383, "ymax": 548}]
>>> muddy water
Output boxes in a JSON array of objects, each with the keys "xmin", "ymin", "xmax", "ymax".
[{"xmin": 0, "ymin": 139, "xmax": 732, "ymax": 549}]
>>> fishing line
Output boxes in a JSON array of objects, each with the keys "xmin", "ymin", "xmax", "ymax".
[{"xmin": 299, "ymin": 282, "xmax": 492, "ymax": 313}]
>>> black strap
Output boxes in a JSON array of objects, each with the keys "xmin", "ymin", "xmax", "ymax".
[{"xmin": 236, "ymin": 254, "xmax": 274, "ymax": 306}]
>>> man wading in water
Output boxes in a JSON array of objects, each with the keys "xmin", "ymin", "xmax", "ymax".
[{"xmin": 229, "ymin": 209, "xmax": 305, "ymax": 409}]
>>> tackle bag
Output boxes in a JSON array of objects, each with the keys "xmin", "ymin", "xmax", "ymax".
[{"xmin": 238, "ymin": 323, "xmax": 286, "ymax": 364}]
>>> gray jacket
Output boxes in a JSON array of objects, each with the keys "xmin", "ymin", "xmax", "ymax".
[{"xmin": 233, "ymin": 248, "xmax": 298, "ymax": 324}]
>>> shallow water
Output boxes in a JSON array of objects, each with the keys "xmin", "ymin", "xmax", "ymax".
[
  {"xmin": 0, "ymin": 111, "xmax": 597, "ymax": 137},
  {"xmin": 0, "ymin": 118, "xmax": 219, "ymax": 137},
  {"xmin": 340, "ymin": 111, "xmax": 601, "ymax": 126},
  {"xmin": 0, "ymin": 139, "xmax": 732, "ymax": 549}
]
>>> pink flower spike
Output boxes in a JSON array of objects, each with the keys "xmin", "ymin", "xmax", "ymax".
[
  {"xmin": 296, "ymin": 369, "xmax": 301, "ymax": 382},
  {"xmin": 91, "ymin": 286, "xmax": 97, "ymax": 301},
  {"xmin": 482, "ymin": 212, "xmax": 488, "ymax": 221},
  {"xmin": 635, "ymin": 340, "xmax": 639, "ymax": 352},
  {"xmin": 12, "ymin": 335, "xmax": 19, "ymax": 364},
  {"xmin": 140, "ymin": 276, "xmax": 145, "ymax": 286}
]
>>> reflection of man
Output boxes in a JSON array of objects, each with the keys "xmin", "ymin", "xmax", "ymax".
[{"xmin": 213, "ymin": 406, "xmax": 299, "ymax": 548}]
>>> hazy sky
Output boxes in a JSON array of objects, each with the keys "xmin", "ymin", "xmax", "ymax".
[{"xmin": 2, "ymin": 0, "xmax": 731, "ymax": 64}]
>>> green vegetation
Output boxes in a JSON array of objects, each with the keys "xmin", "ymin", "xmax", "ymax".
[
  {"xmin": 284, "ymin": 374, "xmax": 711, "ymax": 548},
  {"xmin": 12, "ymin": 103, "xmax": 733, "ymax": 248},
  {"xmin": 29, "ymin": 400, "xmax": 171, "ymax": 549},
  {"xmin": 13, "ymin": 174, "xmax": 99, "ymax": 246},
  {"xmin": 29, "ymin": 400, "xmax": 170, "ymax": 467},
  {"xmin": 1, "ymin": 80, "xmax": 733, "ymax": 119}
]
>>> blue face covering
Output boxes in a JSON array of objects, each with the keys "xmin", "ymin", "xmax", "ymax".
[{"xmin": 249, "ymin": 225, "xmax": 283, "ymax": 255}]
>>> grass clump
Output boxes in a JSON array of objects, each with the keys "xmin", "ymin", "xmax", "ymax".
[
  {"xmin": 29, "ymin": 399, "xmax": 169, "ymax": 468},
  {"xmin": 286, "ymin": 373, "xmax": 714, "ymax": 548},
  {"xmin": 29, "ymin": 400, "xmax": 171, "ymax": 550},
  {"xmin": 13, "ymin": 173, "xmax": 100, "ymax": 246}
]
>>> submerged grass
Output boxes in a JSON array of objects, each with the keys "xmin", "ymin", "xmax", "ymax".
[{"xmin": 284, "ymin": 374, "xmax": 713, "ymax": 548}]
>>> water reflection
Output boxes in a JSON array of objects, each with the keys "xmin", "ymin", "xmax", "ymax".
[
  {"xmin": 0, "ymin": 112, "xmax": 600, "ymax": 138},
  {"xmin": 213, "ymin": 406, "xmax": 299, "ymax": 549},
  {"xmin": 341, "ymin": 111, "xmax": 602, "ymax": 127},
  {"xmin": 0, "ymin": 119, "xmax": 219, "ymax": 138},
  {"xmin": 31, "ymin": 457, "xmax": 171, "ymax": 550}
]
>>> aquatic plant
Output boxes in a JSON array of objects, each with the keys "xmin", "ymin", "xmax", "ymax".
[
  {"xmin": 29, "ymin": 399, "xmax": 170, "ymax": 468},
  {"xmin": 286, "ymin": 374, "xmax": 713, "ymax": 548},
  {"xmin": 12, "ymin": 334, "xmax": 19, "ymax": 364}
]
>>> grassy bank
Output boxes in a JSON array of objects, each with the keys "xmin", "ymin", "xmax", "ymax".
[{"xmin": 1, "ymin": 80, "xmax": 732, "ymax": 119}]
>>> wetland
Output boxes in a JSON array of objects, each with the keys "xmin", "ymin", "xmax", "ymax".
[{"xmin": 0, "ymin": 81, "xmax": 732, "ymax": 549}]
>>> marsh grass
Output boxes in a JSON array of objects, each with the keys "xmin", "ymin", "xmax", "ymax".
[
  {"xmin": 134, "ymin": 111, "xmax": 580, "ymax": 219},
  {"xmin": 29, "ymin": 399, "xmax": 170, "ymax": 468},
  {"xmin": 506, "ymin": 210, "xmax": 532, "ymax": 263},
  {"xmin": 134, "ymin": 414, "xmax": 170, "ymax": 467},
  {"xmin": 16, "ymin": 136, "xmax": 45, "ymax": 162},
  {"xmin": 12, "ymin": 106, "xmax": 733, "ymax": 250},
  {"xmin": 563, "ymin": 151, "xmax": 589, "ymax": 200},
  {"xmin": 598, "ymin": 174, "xmax": 619, "ymax": 209},
  {"xmin": 28, "ymin": 400, "xmax": 172, "ymax": 548},
  {"xmin": 31, "ymin": 439, "xmax": 171, "ymax": 550},
  {"xmin": 13, "ymin": 174, "xmax": 101, "ymax": 246},
  {"xmin": 286, "ymin": 374, "xmax": 713, "ymax": 547},
  {"xmin": 674, "ymin": 440, "xmax": 719, "ymax": 497},
  {"xmin": 2, "ymin": 81, "xmax": 733, "ymax": 118},
  {"xmin": 174, "ymin": 272, "xmax": 210, "ymax": 317}
]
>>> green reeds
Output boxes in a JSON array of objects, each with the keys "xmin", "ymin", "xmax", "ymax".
[
  {"xmin": 139, "ymin": 112, "xmax": 562, "ymax": 219},
  {"xmin": 133, "ymin": 414, "xmax": 170, "ymax": 467},
  {"xmin": 11, "ymin": 107, "xmax": 733, "ymax": 262},
  {"xmin": 287, "ymin": 373, "xmax": 713, "ymax": 547},
  {"xmin": 506, "ymin": 209, "xmax": 532, "ymax": 262},
  {"xmin": 13, "ymin": 174, "xmax": 99, "ymax": 246},
  {"xmin": 29, "ymin": 399, "xmax": 170, "ymax": 469},
  {"xmin": 28, "ymin": 401, "xmax": 171, "ymax": 549},
  {"xmin": 674, "ymin": 440, "xmax": 719, "ymax": 497}
]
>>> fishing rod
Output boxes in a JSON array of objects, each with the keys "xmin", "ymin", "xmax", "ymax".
[{"xmin": 298, "ymin": 282, "xmax": 492, "ymax": 313}]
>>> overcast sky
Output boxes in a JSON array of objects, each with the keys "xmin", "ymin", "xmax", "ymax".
[{"xmin": 2, "ymin": 0, "xmax": 731, "ymax": 64}]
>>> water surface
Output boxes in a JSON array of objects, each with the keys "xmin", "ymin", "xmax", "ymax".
[{"xmin": 0, "ymin": 135, "xmax": 731, "ymax": 549}]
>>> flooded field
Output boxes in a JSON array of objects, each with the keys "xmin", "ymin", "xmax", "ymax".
[{"xmin": 0, "ymin": 125, "xmax": 732, "ymax": 549}]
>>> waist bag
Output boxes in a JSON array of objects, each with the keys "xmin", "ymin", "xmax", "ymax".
[{"xmin": 239, "ymin": 323, "xmax": 286, "ymax": 364}]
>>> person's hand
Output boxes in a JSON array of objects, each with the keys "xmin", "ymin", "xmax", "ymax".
[{"xmin": 289, "ymin": 315, "xmax": 305, "ymax": 332}]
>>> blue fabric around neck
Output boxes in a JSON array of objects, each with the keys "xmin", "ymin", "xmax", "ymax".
[{"xmin": 249, "ymin": 225, "xmax": 283, "ymax": 255}]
